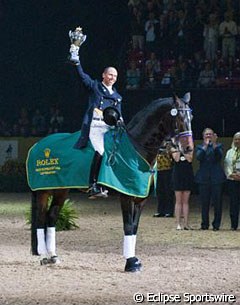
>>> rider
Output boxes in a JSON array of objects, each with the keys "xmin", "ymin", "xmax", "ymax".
[{"xmin": 69, "ymin": 28, "xmax": 123, "ymax": 199}]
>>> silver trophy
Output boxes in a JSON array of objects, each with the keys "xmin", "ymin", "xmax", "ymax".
[{"xmin": 68, "ymin": 26, "xmax": 87, "ymax": 63}]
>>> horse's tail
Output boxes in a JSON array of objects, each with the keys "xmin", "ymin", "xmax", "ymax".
[{"xmin": 31, "ymin": 191, "xmax": 38, "ymax": 255}]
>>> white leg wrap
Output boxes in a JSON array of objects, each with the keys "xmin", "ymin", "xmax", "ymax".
[
  {"xmin": 37, "ymin": 228, "xmax": 48, "ymax": 256},
  {"xmin": 132, "ymin": 235, "xmax": 136, "ymax": 257},
  {"xmin": 123, "ymin": 235, "xmax": 135, "ymax": 259},
  {"xmin": 46, "ymin": 227, "xmax": 56, "ymax": 256}
]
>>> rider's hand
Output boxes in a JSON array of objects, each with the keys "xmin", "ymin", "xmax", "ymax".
[{"xmin": 116, "ymin": 119, "xmax": 124, "ymax": 128}]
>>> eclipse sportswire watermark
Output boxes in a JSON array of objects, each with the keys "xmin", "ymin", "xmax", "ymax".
[{"xmin": 133, "ymin": 292, "xmax": 236, "ymax": 304}]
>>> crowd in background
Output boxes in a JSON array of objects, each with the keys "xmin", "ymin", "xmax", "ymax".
[
  {"xmin": 1, "ymin": 0, "xmax": 240, "ymax": 137},
  {"xmin": 0, "ymin": 105, "xmax": 65, "ymax": 137},
  {"xmin": 125, "ymin": 0, "xmax": 240, "ymax": 90}
]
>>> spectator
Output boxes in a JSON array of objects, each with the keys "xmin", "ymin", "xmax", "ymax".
[
  {"xmin": 130, "ymin": 7, "xmax": 145, "ymax": 50},
  {"xmin": 165, "ymin": 9, "xmax": 179, "ymax": 57},
  {"xmin": 48, "ymin": 107, "xmax": 64, "ymax": 134},
  {"xmin": 143, "ymin": 0, "xmax": 159, "ymax": 19},
  {"xmin": 31, "ymin": 108, "xmax": 47, "ymax": 136},
  {"xmin": 197, "ymin": 61, "xmax": 215, "ymax": 87},
  {"xmin": 219, "ymin": 11, "xmax": 238, "ymax": 60},
  {"xmin": 128, "ymin": 0, "xmax": 142, "ymax": 11},
  {"xmin": 224, "ymin": 131, "xmax": 240, "ymax": 230},
  {"xmin": 127, "ymin": 45, "xmax": 145, "ymax": 70},
  {"xmin": 160, "ymin": 65, "xmax": 178, "ymax": 88},
  {"xmin": 176, "ymin": 60, "xmax": 193, "ymax": 88},
  {"xmin": 144, "ymin": 60, "xmax": 157, "ymax": 88},
  {"xmin": 171, "ymin": 134, "xmax": 194, "ymax": 230},
  {"xmin": 17, "ymin": 107, "xmax": 30, "ymax": 136},
  {"xmin": 175, "ymin": 9, "xmax": 190, "ymax": 58},
  {"xmin": 126, "ymin": 61, "xmax": 141, "ymax": 90},
  {"xmin": 203, "ymin": 14, "xmax": 219, "ymax": 62},
  {"xmin": 215, "ymin": 56, "xmax": 229, "ymax": 78},
  {"xmin": 145, "ymin": 51, "xmax": 161, "ymax": 79},
  {"xmin": 195, "ymin": 128, "xmax": 226, "ymax": 231},
  {"xmin": 144, "ymin": 12, "xmax": 159, "ymax": 53},
  {"xmin": 153, "ymin": 139, "xmax": 174, "ymax": 218},
  {"xmin": 191, "ymin": 6, "xmax": 205, "ymax": 57},
  {"xmin": 155, "ymin": 13, "xmax": 168, "ymax": 59}
]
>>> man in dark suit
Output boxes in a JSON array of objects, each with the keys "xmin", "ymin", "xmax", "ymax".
[
  {"xmin": 195, "ymin": 128, "xmax": 226, "ymax": 230},
  {"xmin": 69, "ymin": 30, "xmax": 123, "ymax": 199}
]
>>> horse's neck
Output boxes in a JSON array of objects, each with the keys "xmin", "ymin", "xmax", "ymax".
[
  {"xmin": 127, "ymin": 127, "xmax": 165, "ymax": 164},
  {"xmin": 126, "ymin": 98, "xmax": 175, "ymax": 164}
]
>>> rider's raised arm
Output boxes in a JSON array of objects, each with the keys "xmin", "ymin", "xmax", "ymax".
[
  {"xmin": 68, "ymin": 26, "xmax": 95, "ymax": 90},
  {"xmin": 75, "ymin": 60, "xmax": 95, "ymax": 90}
]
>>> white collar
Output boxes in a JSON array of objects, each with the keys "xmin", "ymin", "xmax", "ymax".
[{"xmin": 102, "ymin": 83, "xmax": 114, "ymax": 94}]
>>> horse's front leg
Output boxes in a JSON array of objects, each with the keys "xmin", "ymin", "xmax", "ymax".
[
  {"xmin": 45, "ymin": 189, "xmax": 68, "ymax": 264},
  {"xmin": 120, "ymin": 194, "xmax": 146, "ymax": 272},
  {"xmin": 33, "ymin": 190, "xmax": 51, "ymax": 264}
]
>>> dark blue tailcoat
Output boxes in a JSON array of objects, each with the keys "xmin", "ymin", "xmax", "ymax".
[
  {"xmin": 74, "ymin": 61, "xmax": 122, "ymax": 149},
  {"xmin": 195, "ymin": 143, "xmax": 226, "ymax": 229},
  {"xmin": 195, "ymin": 143, "xmax": 226, "ymax": 184}
]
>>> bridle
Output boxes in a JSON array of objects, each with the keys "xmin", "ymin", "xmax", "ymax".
[
  {"xmin": 172, "ymin": 104, "xmax": 193, "ymax": 153},
  {"xmin": 173, "ymin": 104, "xmax": 193, "ymax": 138},
  {"xmin": 126, "ymin": 103, "xmax": 193, "ymax": 155}
]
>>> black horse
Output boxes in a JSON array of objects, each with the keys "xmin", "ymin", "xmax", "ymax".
[{"xmin": 29, "ymin": 92, "xmax": 192, "ymax": 270}]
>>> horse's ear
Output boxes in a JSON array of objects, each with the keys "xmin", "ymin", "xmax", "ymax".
[{"xmin": 182, "ymin": 92, "xmax": 191, "ymax": 104}]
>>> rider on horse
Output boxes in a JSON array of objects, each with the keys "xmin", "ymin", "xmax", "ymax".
[{"xmin": 69, "ymin": 27, "xmax": 124, "ymax": 199}]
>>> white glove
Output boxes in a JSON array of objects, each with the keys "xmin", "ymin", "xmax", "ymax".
[{"xmin": 69, "ymin": 44, "xmax": 80, "ymax": 63}]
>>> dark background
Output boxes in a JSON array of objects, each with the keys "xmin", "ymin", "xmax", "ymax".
[
  {"xmin": 0, "ymin": 1, "xmax": 239, "ymax": 137},
  {"xmin": 0, "ymin": 0, "xmax": 130, "ymax": 128}
]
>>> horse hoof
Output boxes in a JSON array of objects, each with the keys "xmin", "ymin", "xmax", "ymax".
[
  {"xmin": 124, "ymin": 257, "xmax": 142, "ymax": 272},
  {"xmin": 40, "ymin": 257, "xmax": 49, "ymax": 265},
  {"xmin": 48, "ymin": 255, "xmax": 60, "ymax": 264}
]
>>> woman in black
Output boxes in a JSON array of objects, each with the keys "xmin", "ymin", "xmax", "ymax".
[{"xmin": 171, "ymin": 135, "xmax": 194, "ymax": 230}]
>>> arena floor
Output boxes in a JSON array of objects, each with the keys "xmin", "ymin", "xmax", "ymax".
[{"xmin": 0, "ymin": 192, "xmax": 239, "ymax": 305}]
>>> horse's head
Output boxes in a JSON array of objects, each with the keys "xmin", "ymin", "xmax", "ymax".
[
  {"xmin": 172, "ymin": 92, "xmax": 193, "ymax": 136},
  {"xmin": 127, "ymin": 92, "xmax": 193, "ymax": 163},
  {"xmin": 171, "ymin": 92, "xmax": 193, "ymax": 153}
]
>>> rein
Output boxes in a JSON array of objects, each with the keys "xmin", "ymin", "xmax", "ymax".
[{"xmin": 107, "ymin": 126, "xmax": 125, "ymax": 166}]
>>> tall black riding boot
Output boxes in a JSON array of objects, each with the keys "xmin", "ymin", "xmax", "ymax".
[{"xmin": 88, "ymin": 151, "xmax": 107, "ymax": 199}]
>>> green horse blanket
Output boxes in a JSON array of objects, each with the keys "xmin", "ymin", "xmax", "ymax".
[{"xmin": 26, "ymin": 129, "xmax": 156, "ymax": 197}]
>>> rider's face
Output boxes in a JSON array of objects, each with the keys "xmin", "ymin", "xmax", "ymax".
[{"xmin": 102, "ymin": 68, "xmax": 118, "ymax": 87}]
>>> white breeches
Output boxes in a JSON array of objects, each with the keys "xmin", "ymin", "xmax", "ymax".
[{"xmin": 89, "ymin": 119, "xmax": 109, "ymax": 156}]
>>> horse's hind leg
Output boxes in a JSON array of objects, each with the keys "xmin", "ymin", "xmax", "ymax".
[
  {"xmin": 120, "ymin": 195, "xmax": 146, "ymax": 272},
  {"xmin": 45, "ymin": 189, "xmax": 69, "ymax": 263}
]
